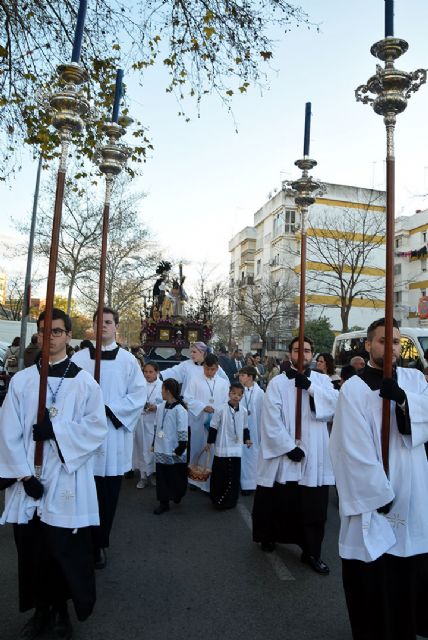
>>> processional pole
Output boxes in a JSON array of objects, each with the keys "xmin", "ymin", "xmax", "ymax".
[
  {"xmin": 94, "ymin": 70, "xmax": 131, "ymax": 382},
  {"xmin": 34, "ymin": 0, "xmax": 89, "ymax": 479},
  {"xmin": 355, "ymin": 0, "xmax": 426, "ymax": 475},
  {"xmin": 290, "ymin": 103, "xmax": 324, "ymax": 443}
]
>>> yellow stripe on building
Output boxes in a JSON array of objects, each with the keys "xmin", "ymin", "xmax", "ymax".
[
  {"xmin": 409, "ymin": 279, "xmax": 428, "ymax": 290},
  {"xmin": 314, "ymin": 197, "xmax": 386, "ymax": 213},
  {"xmin": 293, "ymin": 294, "xmax": 385, "ymax": 308},
  {"xmin": 306, "ymin": 228, "xmax": 386, "ymax": 243},
  {"xmin": 294, "ymin": 261, "xmax": 385, "ymax": 276},
  {"xmin": 408, "ymin": 223, "xmax": 428, "ymax": 236}
]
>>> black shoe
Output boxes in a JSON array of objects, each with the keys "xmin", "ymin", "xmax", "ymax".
[
  {"xmin": 19, "ymin": 608, "xmax": 51, "ymax": 639},
  {"xmin": 124, "ymin": 470, "xmax": 134, "ymax": 479},
  {"xmin": 52, "ymin": 609, "xmax": 73, "ymax": 640},
  {"xmin": 173, "ymin": 497, "xmax": 182, "ymax": 504},
  {"xmin": 301, "ymin": 553, "xmax": 330, "ymax": 575},
  {"xmin": 94, "ymin": 547, "xmax": 107, "ymax": 570},
  {"xmin": 241, "ymin": 490, "xmax": 253, "ymax": 496},
  {"xmin": 153, "ymin": 503, "xmax": 169, "ymax": 515},
  {"xmin": 260, "ymin": 542, "xmax": 276, "ymax": 553}
]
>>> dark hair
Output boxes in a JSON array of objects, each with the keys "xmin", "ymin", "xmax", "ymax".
[
  {"xmin": 288, "ymin": 335, "xmax": 314, "ymax": 353},
  {"xmin": 239, "ymin": 365, "xmax": 258, "ymax": 379},
  {"xmin": 144, "ymin": 360, "xmax": 159, "ymax": 372},
  {"xmin": 204, "ymin": 353, "xmax": 219, "ymax": 367},
  {"xmin": 31, "ymin": 334, "xmax": 38, "ymax": 345},
  {"xmin": 230, "ymin": 381, "xmax": 245, "ymax": 394},
  {"xmin": 80, "ymin": 339, "xmax": 93, "ymax": 349},
  {"xmin": 340, "ymin": 365, "xmax": 357, "ymax": 383},
  {"xmin": 162, "ymin": 378, "xmax": 187, "ymax": 409},
  {"xmin": 11, "ymin": 336, "xmax": 20, "ymax": 347},
  {"xmin": 317, "ymin": 352, "xmax": 335, "ymax": 376},
  {"xmin": 366, "ymin": 317, "xmax": 399, "ymax": 341},
  {"xmin": 92, "ymin": 306, "xmax": 119, "ymax": 325},
  {"xmin": 38, "ymin": 308, "xmax": 72, "ymax": 332}
]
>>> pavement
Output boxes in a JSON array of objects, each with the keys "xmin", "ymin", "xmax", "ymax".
[{"xmin": 1, "ymin": 481, "xmax": 352, "ymax": 640}]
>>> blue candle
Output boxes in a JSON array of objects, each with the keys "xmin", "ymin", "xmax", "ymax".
[
  {"xmin": 303, "ymin": 102, "xmax": 311, "ymax": 157},
  {"xmin": 385, "ymin": 0, "xmax": 394, "ymax": 37},
  {"xmin": 71, "ymin": 0, "xmax": 88, "ymax": 63},
  {"xmin": 112, "ymin": 69, "xmax": 124, "ymax": 123}
]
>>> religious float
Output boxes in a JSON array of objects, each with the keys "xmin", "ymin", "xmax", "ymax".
[{"xmin": 140, "ymin": 261, "xmax": 213, "ymax": 370}]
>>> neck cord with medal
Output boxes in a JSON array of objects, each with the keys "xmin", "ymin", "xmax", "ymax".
[
  {"xmin": 244, "ymin": 387, "xmax": 254, "ymax": 416},
  {"xmin": 38, "ymin": 359, "xmax": 72, "ymax": 418},
  {"xmin": 145, "ymin": 382, "xmax": 159, "ymax": 412},
  {"xmin": 157, "ymin": 402, "xmax": 174, "ymax": 439},
  {"xmin": 228, "ymin": 404, "xmax": 240, "ymax": 443},
  {"xmin": 205, "ymin": 377, "xmax": 216, "ymax": 403}
]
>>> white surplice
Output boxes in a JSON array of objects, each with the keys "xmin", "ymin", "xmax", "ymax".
[
  {"xmin": 211, "ymin": 402, "xmax": 248, "ymax": 457},
  {"xmin": 329, "ymin": 367, "xmax": 428, "ymax": 562},
  {"xmin": 162, "ymin": 359, "xmax": 229, "ymax": 394},
  {"xmin": 240, "ymin": 383, "xmax": 264, "ymax": 490},
  {"xmin": 0, "ymin": 365, "xmax": 108, "ymax": 528},
  {"xmin": 72, "ymin": 344, "xmax": 146, "ymax": 476},
  {"xmin": 133, "ymin": 378, "xmax": 163, "ymax": 476},
  {"xmin": 184, "ymin": 373, "xmax": 230, "ymax": 490},
  {"xmin": 257, "ymin": 370, "xmax": 337, "ymax": 488}
]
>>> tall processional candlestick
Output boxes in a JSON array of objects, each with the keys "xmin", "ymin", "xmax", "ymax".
[
  {"xmin": 355, "ymin": 0, "xmax": 426, "ymax": 475},
  {"xmin": 94, "ymin": 69, "xmax": 131, "ymax": 382},
  {"xmin": 290, "ymin": 103, "xmax": 324, "ymax": 443},
  {"xmin": 35, "ymin": 0, "xmax": 89, "ymax": 479}
]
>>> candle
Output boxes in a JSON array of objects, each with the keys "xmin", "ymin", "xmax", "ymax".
[
  {"xmin": 303, "ymin": 102, "xmax": 311, "ymax": 157},
  {"xmin": 71, "ymin": 0, "xmax": 88, "ymax": 63},
  {"xmin": 385, "ymin": 0, "xmax": 394, "ymax": 37},
  {"xmin": 112, "ymin": 69, "xmax": 124, "ymax": 123}
]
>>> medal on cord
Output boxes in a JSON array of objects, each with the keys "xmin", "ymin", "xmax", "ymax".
[
  {"xmin": 205, "ymin": 378, "xmax": 216, "ymax": 404},
  {"xmin": 244, "ymin": 387, "xmax": 253, "ymax": 416},
  {"xmin": 229, "ymin": 405, "xmax": 240, "ymax": 443},
  {"xmin": 157, "ymin": 404, "xmax": 170, "ymax": 439},
  {"xmin": 45, "ymin": 360, "xmax": 72, "ymax": 418}
]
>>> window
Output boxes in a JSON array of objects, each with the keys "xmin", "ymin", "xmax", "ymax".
[
  {"xmin": 421, "ymin": 289, "xmax": 426, "ymax": 297},
  {"xmin": 241, "ymin": 271, "xmax": 245, "ymax": 281},
  {"xmin": 395, "ymin": 236, "xmax": 402, "ymax": 249},
  {"xmin": 422, "ymin": 258, "xmax": 427, "ymax": 272},
  {"xmin": 394, "ymin": 263, "xmax": 401, "ymax": 276},
  {"xmin": 256, "ymin": 259, "xmax": 261, "ymax": 275},
  {"xmin": 284, "ymin": 209, "xmax": 296, "ymax": 234},
  {"xmin": 394, "ymin": 291, "xmax": 402, "ymax": 304},
  {"xmin": 422, "ymin": 231, "xmax": 427, "ymax": 243},
  {"xmin": 273, "ymin": 213, "xmax": 282, "ymax": 237}
]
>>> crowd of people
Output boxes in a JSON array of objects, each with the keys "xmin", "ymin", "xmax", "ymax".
[{"xmin": 0, "ymin": 310, "xmax": 427, "ymax": 640}]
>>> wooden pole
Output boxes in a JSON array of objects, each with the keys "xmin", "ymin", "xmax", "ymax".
[{"xmin": 295, "ymin": 208, "xmax": 307, "ymax": 443}]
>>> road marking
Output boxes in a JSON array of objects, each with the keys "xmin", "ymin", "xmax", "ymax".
[{"xmin": 237, "ymin": 502, "xmax": 295, "ymax": 581}]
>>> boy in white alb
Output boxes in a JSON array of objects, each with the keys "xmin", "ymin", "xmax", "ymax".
[
  {"xmin": 133, "ymin": 361, "xmax": 163, "ymax": 488},
  {"xmin": 238, "ymin": 366, "xmax": 264, "ymax": 495},
  {"xmin": 184, "ymin": 353, "xmax": 229, "ymax": 491},
  {"xmin": 0, "ymin": 308, "xmax": 107, "ymax": 639},
  {"xmin": 72, "ymin": 306, "xmax": 146, "ymax": 569},
  {"xmin": 205, "ymin": 382, "xmax": 252, "ymax": 509}
]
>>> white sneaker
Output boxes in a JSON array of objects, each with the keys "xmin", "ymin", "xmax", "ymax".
[{"xmin": 136, "ymin": 479, "xmax": 147, "ymax": 489}]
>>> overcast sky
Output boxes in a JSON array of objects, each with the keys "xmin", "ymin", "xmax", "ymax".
[{"xmin": 1, "ymin": 0, "xmax": 428, "ymax": 287}]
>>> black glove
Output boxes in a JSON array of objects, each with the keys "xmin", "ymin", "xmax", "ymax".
[
  {"xmin": 174, "ymin": 441, "xmax": 187, "ymax": 456},
  {"xmin": 377, "ymin": 501, "xmax": 393, "ymax": 515},
  {"xmin": 286, "ymin": 447, "xmax": 305, "ymax": 462},
  {"xmin": 294, "ymin": 373, "xmax": 311, "ymax": 390},
  {"xmin": 23, "ymin": 476, "xmax": 44, "ymax": 499},
  {"xmin": 0, "ymin": 477, "xmax": 16, "ymax": 490},
  {"xmin": 379, "ymin": 378, "xmax": 406, "ymax": 405},
  {"xmin": 286, "ymin": 369, "xmax": 297, "ymax": 380},
  {"xmin": 33, "ymin": 409, "xmax": 54, "ymax": 442},
  {"xmin": 105, "ymin": 405, "xmax": 123, "ymax": 429}
]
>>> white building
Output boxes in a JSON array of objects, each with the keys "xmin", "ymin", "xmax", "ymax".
[
  {"xmin": 394, "ymin": 209, "xmax": 428, "ymax": 326},
  {"xmin": 229, "ymin": 182, "xmax": 386, "ymax": 354}
]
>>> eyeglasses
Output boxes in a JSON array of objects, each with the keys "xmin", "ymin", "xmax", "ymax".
[{"xmin": 37, "ymin": 328, "xmax": 69, "ymax": 337}]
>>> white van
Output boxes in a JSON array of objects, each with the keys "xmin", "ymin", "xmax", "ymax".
[{"xmin": 332, "ymin": 327, "xmax": 428, "ymax": 370}]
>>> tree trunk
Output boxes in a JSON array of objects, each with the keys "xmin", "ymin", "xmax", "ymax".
[
  {"xmin": 67, "ymin": 274, "xmax": 76, "ymax": 315},
  {"xmin": 341, "ymin": 304, "xmax": 351, "ymax": 333}
]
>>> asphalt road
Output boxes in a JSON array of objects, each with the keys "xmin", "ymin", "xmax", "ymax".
[{"xmin": 1, "ymin": 481, "xmax": 352, "ymax": 640}]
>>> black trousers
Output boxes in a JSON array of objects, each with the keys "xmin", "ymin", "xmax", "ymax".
[
  {"xmin": 210, "ymin": 456, "xmax": 241, "ymax": 510},
  {"xmin": 13, "ymin": 515, "xmax": 96, "ymax": 621},
  {"xmin": 252, "ymin": 482, "xmax": 329, "ymax": 557},
  {"xmin": 92, "ymin": 475, "xmax": 122, "ymax": 552},
  {"xmin": 156, "ymin": 463, "xmax": 187, "ymax": 504},
  {"xmin": 342, "ymin": 553, "xmax": 428, "ymax": 640}
]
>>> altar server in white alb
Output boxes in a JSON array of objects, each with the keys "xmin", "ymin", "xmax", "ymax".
[
  {"xmin": 184, "ymin": 353, "xmax": 230, "ymax": 491},
  {"xmin": 133, "ymin": 361, "xmax": 163, "ymax": 488},
  {"xmin": 330, "ymin": 318, "xmax": 428, "ymax": 640},
  {"xmin": 162, "ymin": 341, "xmax": 229, "ymax": 393},
  {"xmin": 238, "ymin": 366, "xmax": 264, "ymax": 495},
  {"xmin": 206, "ymin": 382, "xmax": 252, "ymax": 510},
  {"xmin": 252, "ymin": 335, "xmax": 338, "ymax": 575},
  {"xmin": 0, "ymin": 308, "xmax": 107, "ymax": 640},
  {"xmin": 72, "ymin": 306, "xmax": 146, "ymax": 569}
]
